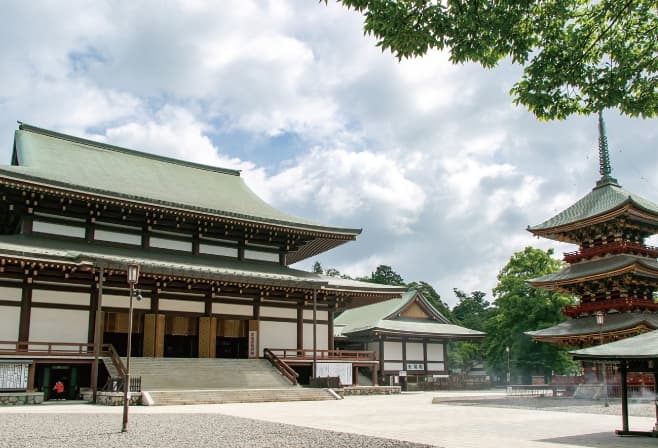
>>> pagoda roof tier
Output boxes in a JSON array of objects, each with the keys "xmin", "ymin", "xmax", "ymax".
[
  {"xmin": 527, "ymin": 181, "xmax": 658, "ymax": 243},
  {"xmin": 0, "ymin": 233, "xmax": 405, "ymax": 304},
  {"xmin": 3, "ymin": 123, "xmax": 362, "ymax": 263},
  {"xmin": 334, "ymin": 290, "xmax": 485, "ymax": 340},
  {"xmin": 528, "ymin": 254, "xmax": 658, "ymax": 288},
  {"xmin": 526, "ymin": 312, "xmax": 658, "ymax": 346}
]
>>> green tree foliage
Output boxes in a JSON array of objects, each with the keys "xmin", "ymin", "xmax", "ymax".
[
  {"xmin": 483, "ymin": 247, "xmax": 577, "ymax": 383},
  {"xmin": 312, "ymin": 261, "xmax": 324, "ymax": 274},
  {"xmin": 407, "ymin": 281, "xmax": 453, "ymax": 319},
  {"xmin": 451, "ymin": 289, "xmax": 490, "ymax": 331},
  {"xmin": 367, "ymin": 264, "xmax": 405, "ymax": 285},
  {"xmin": 448, "ymin": 289, "xmax": 492, "ymax": 376},
  {"xmin": 330, "ymin": 0, "xmax": 658, "ymax": 120}
]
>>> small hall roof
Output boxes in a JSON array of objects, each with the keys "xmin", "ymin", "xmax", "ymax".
[{"xmin": 335, "ymin": 290, "xmax": 485, "ymax": 340}]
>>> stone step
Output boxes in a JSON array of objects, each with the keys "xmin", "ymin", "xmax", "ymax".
[{"xmin": 145, "ymin": 388, "xmax": 337, "ymax": 405}]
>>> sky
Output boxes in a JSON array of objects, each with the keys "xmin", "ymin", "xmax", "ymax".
[{"xmin": 1, "ymin": 1, "xmax": 656, "ymax": 307}]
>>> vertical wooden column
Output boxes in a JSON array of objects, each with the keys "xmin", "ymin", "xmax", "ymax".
[
  {"xmin": 353, "ymin": 365, "xmax": 359, "ymax": 385},
  {"xmin": 296, "ymin": 301, "xmax": 304, "ymax": 351},
  {"xmin": 378, "ymin": 337, "xmax": 385, "ymax": 385},
  {"xmin": 18, "ymin": 276, "xmax": 33, "ymax": 342},
  {"xmin": 327, "ymin": 304, "xmax": 335, "ymax": 351},
  {"xmin": 143, "ymin": 314, "xmax": 165, "ymax": 357},
  {"xmin": 371, "ymin": 363, "xmax": 378, "ymax": 386},
  {"xmin": 620, "ymin": 360, "xmax": 629, "ymax": 433},
  {"xmin": 198, "ymin": 316, "xmax": 217, "ymax": 358}
]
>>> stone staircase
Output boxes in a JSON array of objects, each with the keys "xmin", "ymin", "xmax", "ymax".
[
  {"xmin": 101, "ymin": 357, "xmax": 121, "ymax": 378},
  {"xmin": 125, "ymin": 358, "xmax": 338, "ymax": 405}
]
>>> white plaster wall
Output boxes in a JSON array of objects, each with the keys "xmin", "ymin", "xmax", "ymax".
[
  {"xmin": 0, "ymin": 305, "xmax": 20, "ymax": 341},
  {"xmin": 94, "ymin": 229, "xmax": 141, "ymax": 245},
  {"xmin": 0, "ymin": 287, "xmax": 21, "ymax": 301},
  {"xmin": 384, "ymin": 362, "xmax": 403, "ymax": 371},
  {"xmin": 150, "ymin": 236, "xmax": 192, "ymax": 252},
  {"xmin": 33, "ymin": 220, "xmax": 85, "ymax": 238},
  {"xmin": 101, "ymin": 294, "xmax": 151, "ymax": 310},
  {"xmin": 32, "ymin": 289, "xmax": 90, "ymax": 307},
  {"xmin": 406, "ymin": 342, "xmax": 424, "ymax": 361},
  {"xmin": 244, "ymin": 249, "xmax": 279, "ymax": 262},
  {"xmin": 428, "ymin": 362, "xmax": 445, "ymax": 371},
  {"xmin": 427, "ymin": 343, "xmax": 444, "ymax": 362},
  {"xmin": 259, "ymin": 320, "xmax": 296, "ymax": 353},
  {"xmin": 159, "ymin": 298, "xmax": 204, "ymax": 313},
  {"xmin": 302, "ymin": 309, "xmax": 328, "ymax": 320},
  {"xmin": 199, "ymin": 243, "xmax": 238, "ymax": 257},
  {"xmin": 260, "ymin": 306, "xmax": 296, "ymax": 319},
  {"xmin": 29, "ymin": 308, "xmax": 89, "ymax": 343},
  {"xmin": 384, "ymin": 341, "xmax": 402, "ymax": 359},
  {"xmin": 212, "ymin": 302, "xmax": 253, "ymax": 317},
  {"xmin": 303, "ymin": 323, "xmax": 328, "ymax": 350}
]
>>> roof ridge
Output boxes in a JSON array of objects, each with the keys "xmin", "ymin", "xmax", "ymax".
[{"xmin": 17, "ymin": 122, "xmax": 241, "ymax": 177}]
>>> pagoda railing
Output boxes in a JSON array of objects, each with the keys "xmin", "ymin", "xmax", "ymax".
[
  {"xmin": 564, "ymin": 241, "xmax": 658, "ymax": 263},
  {"xmin": 564, "ymin": 298, "xmax": 658, "ymax": 317}
]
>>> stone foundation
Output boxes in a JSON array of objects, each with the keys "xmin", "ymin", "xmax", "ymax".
[
  {"xmin": 342, "ymin": 386, "xmax": 401, "ymax": 396},
  {"xmin": 96, "ymin": 392, "xmax": 142, "ymax": 406},
  {"xmin": 0, "ymin": 392, "xmax": 44, "ymax": 405}
]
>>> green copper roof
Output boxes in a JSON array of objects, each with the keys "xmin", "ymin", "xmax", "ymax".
[
  {"xmin": 0, "ymin": 233, "xmax": 402, "ymax": 296},
  {"xmin": 528, "ymin": 182, "xmax": 658, "ymax": 235},
  {"xmin": 571, "ymin": 329, "xmax": 658, "ymax": 360},
  {"xmin": 526, "ymin": 312, "xmax": 658, "ymax": 339},
  {"xmin": 335, "ymin": 290, "xmax": 485, "ymax": 339},
  {"xmin": 528, "ymin": 113, "xmax": 658, "ymax": 238},
  {"xmin": 528, "ymin": 254, "xmax": 658, "ymax": 286},
  {"xmin": 4, "ymin": 124, "xmax": 361, "ymax": 237}
]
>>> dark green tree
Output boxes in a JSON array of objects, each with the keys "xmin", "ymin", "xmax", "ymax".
[
  {"xmin": 329, "ymin": 0, "xmax": 658, "ymax": 120},
  {"xmin": 312, "ymin": 261, "xmax": 324, "ymax": 274},
  {"xmin": 483, "ymin": 247, "xmax": 577, "ymax": 383},
  {"xmin": 407, "ymin": 281, "xmax": 453, "ymax": 319},
  {"xmin": 448, "ymin": 289, "xmax": 492, "ymax": 378},
  {"xmin": 451, "ymin": 289, "xmax": 490, "ymax": 331},
  {"xmin": 368, "ymin": 264, "xmax": 405, "ymax": 285}
]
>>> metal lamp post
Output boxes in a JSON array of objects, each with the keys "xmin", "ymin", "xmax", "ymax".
[
  {"xmin": 122, "ymin": 263, "xmax": 140, "ymax": 433},
  {"xmin": 506, "ymin": 346, "xmax": 510, "ymax": 391},
  {"xmin": 595, "ymin": 310, "xmax": 609, "ymax": 407}
]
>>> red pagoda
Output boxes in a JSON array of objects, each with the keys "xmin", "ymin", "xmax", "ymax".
[{"xmin": 526, "ymin": 113, "xmax": 658, "ymax": 348}]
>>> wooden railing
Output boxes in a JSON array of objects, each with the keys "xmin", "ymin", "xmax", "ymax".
[
  {"xmin": 564, "ymin": 241, "xmax": 658, "ymax": 263},
  {"xmin": 0, "ymin": 341, "xmax": 95, "ymax": 355},
  {"xmin": 0, "ymin": 341, "xmax": 141, "ymax": 392},
  {"xmin": 263, "ymin": 348, "xmax": 299, "ymax": 385},
  {"xmin": 266, "ymin": 348, "xmax": 377, "ymax": 362}
]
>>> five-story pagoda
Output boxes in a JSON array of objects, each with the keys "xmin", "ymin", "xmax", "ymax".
[{"xmin": 526, "ymin": 113, "xmax": 658, "ymax": 348}]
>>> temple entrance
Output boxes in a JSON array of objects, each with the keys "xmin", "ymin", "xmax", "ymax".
[
  {"xmin": 102, "ymin": 312, "xmax": 144, "ymax": 356},
  {"xmin": 215, "ymin": 319, "xmax": 248, "ymax": 358},
  {"xmin": 164, "ymin": 316, "xmax": 198, "ymax": 358},
  {"xmin": 216, "ymin": 337, "xmax": 247, "ymax": 358},
  {"xmin": 35, "ymin": 363, "xmax": 90, "ymax": 401}
]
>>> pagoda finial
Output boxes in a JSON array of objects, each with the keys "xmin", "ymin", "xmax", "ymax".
[{"xmin": 595, "ymin": 110, "xmax": 619, "ymax": 188}]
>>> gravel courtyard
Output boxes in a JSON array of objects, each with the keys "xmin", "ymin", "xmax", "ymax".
[{"xmin": 1, "ymin": 391, "xmax": 656, "ymax": 448}]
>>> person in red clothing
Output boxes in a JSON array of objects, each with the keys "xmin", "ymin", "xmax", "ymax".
[{"xmin": 52, "ymin": 380, "xmax": 65, "ymax": 400}]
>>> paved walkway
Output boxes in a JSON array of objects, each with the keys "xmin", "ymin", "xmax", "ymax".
[{"xmin": 0, "ymin": 390, "xmax": 656, "ymax": 447}]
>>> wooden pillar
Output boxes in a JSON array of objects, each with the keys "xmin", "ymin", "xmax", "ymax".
[
  {"xmin": 28, "ymin": 362, "xmax": 36, "ymax": 391},
  {"xmin": 620, "ymin": 360, "xmax": 629, "ymax": 433},
  {"xmin": 143, "ymin": 314, "xmax": 165, "ymax": 357},
  {"xmin": 327, "ymin": 304, "xmax": 335, "ymax": 350},
  {"xmin": 378, "ymin": 337, "xmax": 385, "ymax": 385},
  {"xmin": 371, "ymin": 363, "xmax": 378, "ymax": 386},
  {"xmin": 88, "ymin": 286, "xmax": 99, "ymax": 344},
  {"xmin": 198, "ymin": 316, "xmax": 217, "ymax": 358},
  {"xmin": 296, "ymin": 301, "xmax": 304, "ymax": 351},
  {"xmin": 18, "ymin": 277, "xmax": 33, "ymax": 342},
  {"xmin": 353, "ymin": 365, "xmax": 359, "ymax": 386}
]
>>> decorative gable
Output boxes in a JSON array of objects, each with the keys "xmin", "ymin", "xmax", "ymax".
[{"xmin": 399, "ymin": 302, "xmax": 429, "ymax": 319}]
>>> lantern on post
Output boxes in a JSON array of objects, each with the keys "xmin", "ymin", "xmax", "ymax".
[{"xmin": 122, "ymin": 262, "xmax": 140, "ymax": 432}]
